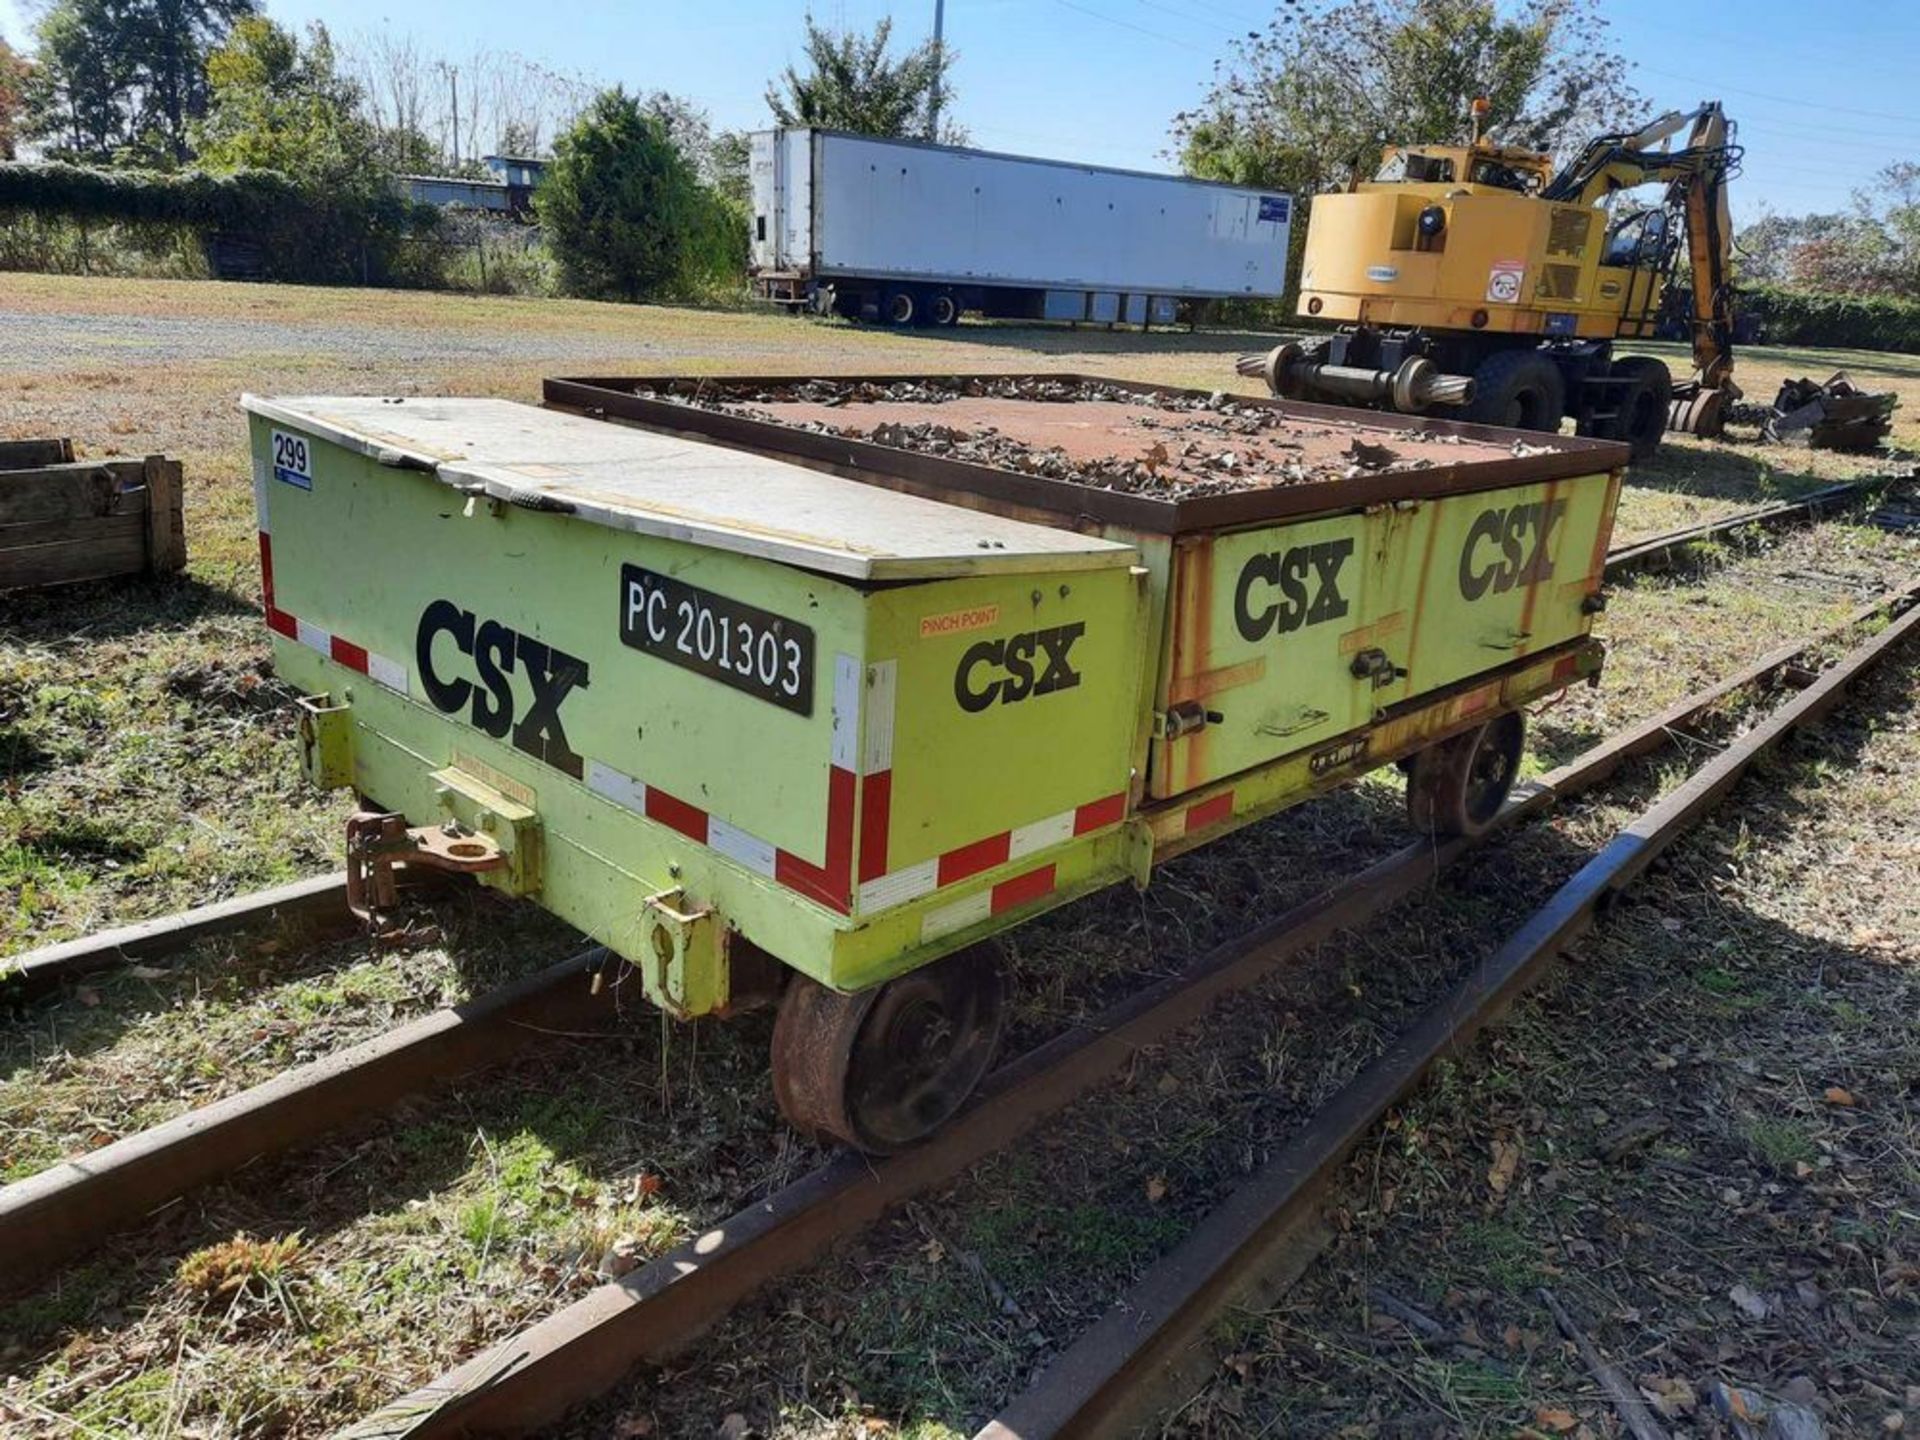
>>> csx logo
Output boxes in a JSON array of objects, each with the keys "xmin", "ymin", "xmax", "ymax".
[
  {"xmin": 416, "ymin": 600, "xmax": 591, "ymax": 778},
  {"xmin": 1233, "ymin": 539, "xmax": 1354, "ymax": 642},
  {"xmin": 1459, "ymin": 499, "xmax": 1566, "ymax": 601},
  {"xmin": 955, "ymin": 623, "xmax": 1085, "ymax": 712}
]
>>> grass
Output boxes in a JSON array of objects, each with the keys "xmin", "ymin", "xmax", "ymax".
[{"xmin": 2, "ymin": 275, "xmax": 1917, "ymax": 1437}]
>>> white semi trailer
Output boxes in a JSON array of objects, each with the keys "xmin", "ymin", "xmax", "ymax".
[{"xmin": 748, "ymin": 127, "xmax": 1292, "ymax": 328}]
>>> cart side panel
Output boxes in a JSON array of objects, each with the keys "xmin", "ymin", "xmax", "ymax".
[
  {"xmin": 1387, "ymin": 469, "xmax": 1617, "ymax": 706},
  {"xmin": 252, "ymin": 416, "xmax": 857, "ymax": 864},
  {"xmin": 1150, "ymin": 468, "xmax": 1616, "ymax": 799},
  {"xmin": 1151, "ymin": 509, "xmax": 1376, "ymax": 800},
  {"xmin": 849, "ymin": 564, "xmax": 1146, "ymax": 921}
]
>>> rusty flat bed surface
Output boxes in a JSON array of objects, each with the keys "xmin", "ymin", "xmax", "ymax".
[{"xmin": 545, "ymin": 374, "xmax": 1629, "ymax": 536}]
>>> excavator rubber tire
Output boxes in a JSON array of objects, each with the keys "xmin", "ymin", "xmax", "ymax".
[
  {"xmin": 1465, "ymin": 349, "xmax": 1566, "ymax": 434},
  {"xmin": 1597, "ymin": 356, "xmax": 1674, "ymax": 461}
]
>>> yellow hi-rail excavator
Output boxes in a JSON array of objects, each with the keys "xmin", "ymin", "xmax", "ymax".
[{"xmin": 1240, "ymin": 101, "xmax": 1742, "ymax": 458}]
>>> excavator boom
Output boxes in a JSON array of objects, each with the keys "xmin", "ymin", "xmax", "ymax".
[{"xmin": 1545, "ymin": 102, "xmax": 1740, "ymax": 409}]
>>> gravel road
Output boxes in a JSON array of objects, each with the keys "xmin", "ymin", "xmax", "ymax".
[{"xmin": 0, "ymin": 306, "xmax": 710, "ymax": 372}]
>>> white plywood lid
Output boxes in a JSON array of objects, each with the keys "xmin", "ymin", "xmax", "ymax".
[{"xmin": 242, "ymin": 394, "xmax": 1136, "ymax": 581}]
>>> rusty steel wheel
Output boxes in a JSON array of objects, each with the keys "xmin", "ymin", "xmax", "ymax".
[
  {"xmin": 1668, "ymin": 386, "xmax": 1727, "ymax": 438},
  {"xmin": 1406, "ymin": 711, "xmax": 1526, "ymax": 838},
  {"xmin": 771, "ymin": 942, "xmax": 1006, "ymax": 1154}
]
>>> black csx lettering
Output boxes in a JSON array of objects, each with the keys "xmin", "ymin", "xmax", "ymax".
[
  {"xmin": 1458, "ymin": 499, "xmax": 1567, "ymax": 601},
  {"xmin": 416, "ymin": 600, "xmax": 591, "ymax": 778},
  {"xmin": 955, "ymin": 623, "xmax": 1085, "ymax": 713},
  {"xmin": 1233, "ymin": 539, "xmax": 1354, "ymax": 642}
]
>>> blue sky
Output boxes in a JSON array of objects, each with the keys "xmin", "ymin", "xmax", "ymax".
[{"xmin": 5, "ymin": 0, "xmax": 1917, "ymax": 225}]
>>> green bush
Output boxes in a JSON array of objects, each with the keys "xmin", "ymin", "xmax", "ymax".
[
  {"xmin": 0, "ymin": 211, "xmax": 209, "ymax": 278},
  {"xmin": 1741, "ymin": 284, "xmax": 1920, "ymax": 355},
  {"xmin": 0, "ymin": 160, "xmax": 440, "ymax": 284},
  {"xmin": 539, "ymin": 89, "xmax": 745, "ymax": 302}
]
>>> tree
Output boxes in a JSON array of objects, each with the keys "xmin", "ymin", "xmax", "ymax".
[
  {"xmin": 25, "ymin": 0, "xmax": 257, "ymax": 165},
  {"xmin": 538, "ymin": 87, "xmax": 735, "ymax": 301},
  {"xmin": 192, "ymin": 17, "xmax": 426, "ymax": 283},
  {"xmin": 0, "ymin": 40, "xmax": 28, "ymax": 160},
  {"xmin": 1734, "ymin": 164, "xmax": 1920, "ymax": 299},
  {"xmin": 194, "ymin": 19, "xmax": 377, "ymax": 180},
  {"xmin": 1174, "ymin": 0, "xmax": 1639, "ymax": 198},
  {"xmin": 767, "ymin": 15, "xmax": 955, "ymax": 140}
]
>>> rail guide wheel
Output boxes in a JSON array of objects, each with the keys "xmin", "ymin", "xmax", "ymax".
[
  {"xmin": 772, "ymin": 941, "xmax": 1007, "ymax": 1153},
  {"xmin": 1406, "ymin": 710, "xmax": 1527, "ymax": 838}
]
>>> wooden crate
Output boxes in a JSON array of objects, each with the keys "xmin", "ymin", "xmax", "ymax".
[{"xmin": 0, "ymin": 440, "xmax": 187, "ymax": 591}]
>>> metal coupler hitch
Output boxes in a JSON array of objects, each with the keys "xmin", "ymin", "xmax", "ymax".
[{"xmin": 343, "ymin": 810, "xmax": 509, "ymax": 928}]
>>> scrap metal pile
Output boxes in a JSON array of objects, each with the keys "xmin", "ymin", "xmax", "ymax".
[
  {"xmin": 1728, "ymin": 372, "xmax": 1901, "ymax": 452},
  {"xmin": 639, "ymin": 377, "xmax": 1556, "ymax": 498},
  {"xmin": 1763, "ymin": 372, "xmax": 1900, "ymax": 451}
]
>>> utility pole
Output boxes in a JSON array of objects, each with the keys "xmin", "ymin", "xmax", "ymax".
[
  {"xmin": 438, "ymin": 62, "xmax": 461, "ymax": 168},
  {"xmin": 927, "ymin": 0, "xmax": 945, "ymax": 141}
]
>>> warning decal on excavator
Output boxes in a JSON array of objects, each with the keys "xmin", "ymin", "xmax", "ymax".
[{"xmin": 1486, "ymin": 260, "xmax": 1526, "ymax": 304}]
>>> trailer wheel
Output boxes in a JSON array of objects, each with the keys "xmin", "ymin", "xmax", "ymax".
[
  {"xmin": 1465, "ymin": 350, "xmax": 1565, "ymax": 433},
  {"xmin": 771, "ymin": 941, "xmax": 1006, "ymax": 1153},
  {"xmin": 883, "ymin": 287, "xmax": 918, "ymax": 327},
  {"xmin": 929, "ymin": 291, "xmax": 961, "ymax": 327},
  {"xmin": 1596, "ymin": 357, "xmax": 1672, "ymax": 461},
  {"xmin": 1406, "ymin": 711, "xmax": 1526, "ymax": 838}
]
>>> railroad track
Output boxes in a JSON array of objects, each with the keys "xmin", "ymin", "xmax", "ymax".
[
  {"xmin": 324, "ymin": 578, "xmax": 1919, "ymax": 1439},
  {"xmin": 1600, "ymin": 473, "xmax": 1900, "ymax": 576},
  {"xmin": 977, "ymin": 582, "xmax": 1920, "ymax": 1440},
  {"xmin": 6, "ymin": 474, "xmax": 1890, "ymax": 1003},
  {"xmin": 1, "ymin": 527, "xmax": 1908, "ymax": 1428}
]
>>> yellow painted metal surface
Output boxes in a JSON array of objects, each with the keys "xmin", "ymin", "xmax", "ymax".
[
  {"xmin": 1298, "ymin": 170, "xmax": 1662, "ymax": 340},
  {"xmin": 251, "ymin": 394, "xmax": 1622, "ymax": 1020},
  {"xmin": 1149, "ymin": 471, "xmax": 1615, "ymax": 798}
]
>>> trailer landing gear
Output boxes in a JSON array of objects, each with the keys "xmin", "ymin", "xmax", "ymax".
[
  {"xmin": 772, "ymin": 941, "xmax": 1007, "ymax": 1153},
  {"xmin": 1406, "ymin": 711, "xmax": 1526, "ymax": 837}
]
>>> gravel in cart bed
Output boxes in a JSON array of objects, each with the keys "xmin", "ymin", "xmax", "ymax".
[{"xmin": 638, "ymin": 377, "xmax": 1564, "ymax": 498}]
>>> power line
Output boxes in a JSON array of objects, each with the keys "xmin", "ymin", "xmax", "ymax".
[
  {"xmin": 1125, "ymin": 0, "xmax": 1254, "ymax": 38},
  {"xmin": 1636, "ymin": 62, "xmax": 1920, "ymax": 127},
  {"xmin": 1048, "ymin": 0, "xmax": 1210, "ymax": 53}
]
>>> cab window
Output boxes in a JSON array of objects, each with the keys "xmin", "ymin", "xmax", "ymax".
[
  {"xmin": 1468, "ymin": 158, "xmax": 1539, "ymax": 193},
  {"xmin": 1376, "ymin": 152, "xmax": 1454, "ymax": 184},
  {"xmin": 1602, "ymin": 207, "xmax": 1670, "ymax": 267}
]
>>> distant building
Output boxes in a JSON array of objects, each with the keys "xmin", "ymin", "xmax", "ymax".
[
  {"xmin": 402, "ymin": 174, "xmax": 513, "ymax": 213},
  {"xmin": 484, "ymin": 154, "xmax": 547, "ymax": 189},
  {"xmin": 401, "ymin": 156, "xmax": 547, "ymax": 217}
]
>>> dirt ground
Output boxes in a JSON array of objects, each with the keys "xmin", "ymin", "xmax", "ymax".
[{"xmin": 1, "ymin": 276, "xmax": 1916, "ymax": 1438}]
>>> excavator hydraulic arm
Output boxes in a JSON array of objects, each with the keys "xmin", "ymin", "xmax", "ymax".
[{"xmin": 1544, "ymin": 102, "xmax": 1742, "ymax": 436}]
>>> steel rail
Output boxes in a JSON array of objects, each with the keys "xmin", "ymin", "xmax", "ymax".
[
  {"xmin": 976, "ymin": 597, "xmax": 1920, "ymax": 1440},
  {"xmin": 1601, "ymin": 475, "xmax": 1894, "ymax": 577},
  {"xmin": 3, "ymin": 474, "xmax": 1890, "ymax": 1001},
  {"xmin": 0, "ymin": 873, "xmax": 463, "ymax": 1002},
  {"xmin": 339, "ymin": 577, "xmax": 1920, "ymax": 1440},
  {"xmin": 0, "ymin": 946, "xmax": 609, "ymax": 1294}
]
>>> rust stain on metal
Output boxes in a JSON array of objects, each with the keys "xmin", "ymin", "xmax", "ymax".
[
  {"xmin": 1169, "ymin": 655, "xmax": 1266, "ymax": 704},
  {"xmin": 1338, "ymin": 609, "xmax": 1408, "ymax": 656},
  {"xmin": 1168, "ymin": 536, "xmax": 1218, "ymax": 794}
]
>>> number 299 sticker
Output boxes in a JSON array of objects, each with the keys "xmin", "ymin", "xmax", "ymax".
[
  {"xmin": 619, "ymin": 565, "xmax": 814, "ymax": 715},
  {"xmin": 270, "ymin": 429, "xmax": 312, "ymax": 490}
]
